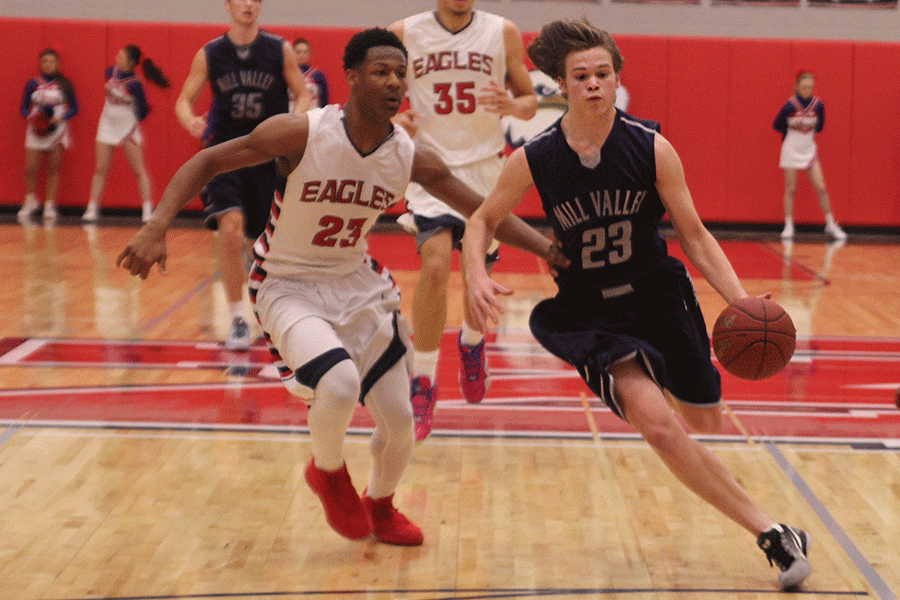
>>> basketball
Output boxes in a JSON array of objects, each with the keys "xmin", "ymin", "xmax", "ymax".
[{"xmin": 712, "ymin": 297, "xmax": 796, "ymax": 380}]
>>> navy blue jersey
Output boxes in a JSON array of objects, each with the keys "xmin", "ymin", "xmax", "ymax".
[
  {"xmin": 204, "ymin": 30, "xmax": 289, "ymax": 145},
  {"xmin": 524, "ymin": 110, "xmax": 666, "ymax": 294}
]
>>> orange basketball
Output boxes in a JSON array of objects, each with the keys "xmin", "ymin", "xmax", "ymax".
[{"xmin": 712, "ymin": 297, "xmax": 796, "ymax": 380}]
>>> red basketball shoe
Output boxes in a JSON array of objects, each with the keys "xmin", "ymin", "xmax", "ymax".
[
  {"xmin": 361, "ymin": 492, "xmax": 424, "ymax": 546},
  {"xmin": 458, "ymin": 333, "xmax": 490, "ymax": 403},
  {"xmin": 411, "ymin": 375, "xmax": 438, "ymax": 442},
  {"xmin": 305, "ymin": 459, "xmax": 372, "ymax": 540}
]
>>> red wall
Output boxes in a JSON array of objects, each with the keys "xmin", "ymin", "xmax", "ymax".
[{"xmin": 3, "ymin": 18, "xmax": 899, "ymax": 227}]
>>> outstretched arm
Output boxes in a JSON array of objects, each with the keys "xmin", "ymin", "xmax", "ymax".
[
  {"xmin": 410, "ymin": 144, "xmax": 557, "ymax": 263},
  {"xmin": 461, "ymin": 148, "xmax": 545, "ymax": 330},
  {"xmin": 117, "ymin": 113, "xmax": 310, "ymax": 279}
]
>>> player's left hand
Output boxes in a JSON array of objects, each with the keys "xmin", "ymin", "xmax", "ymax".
[
  {"xmin": 116, "ymin": 224, "xmax": 168, "ymax": 280},
  {"xmin": 465, "ymin": 271, "xmax": 513, "ymax": 332},
  {"xmin": 478, "ymin": 82, "xmax": 516, "ymax": 117}
]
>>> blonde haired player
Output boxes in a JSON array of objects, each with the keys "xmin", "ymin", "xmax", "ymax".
[{"xmin": 463, "ymin": 19, "xmax": 812, "ymax": 589}]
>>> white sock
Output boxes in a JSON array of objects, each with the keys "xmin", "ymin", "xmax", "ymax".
[
  {"xmin": 460, "ymin": 319, "xmax": 484, "ymax": 347},
  {"xmin": 25, "ymin": 193, "xmax": 38, "ymax": 204},
  {"xmin": 229, "ymin": 301, "xmax": 245, "ymax": 320},
  {"xmin": 784, "ymin": 216, "xmax": 793, "ymax": 228},
  {"xmin": 365, "ymin": 364, "xmax": 415, "ymax": 499},
  {"xmin": 824, "ymin": 213, "xmax": 837, "ymax": 228},
  {"xmin": 412, "ymin": 349, "xmax": 439, "ymax": 383},
  {"xmin": 306, "ymin": 360, "xmax": 360, "ymax": 472}
]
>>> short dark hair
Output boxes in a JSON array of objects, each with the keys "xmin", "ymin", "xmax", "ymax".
[
  {"xmin": 293, "ymin": 37, "xmax": 309, "ymax": 47},
  {"xmin": 343, "ymin": 27, "xmax": 406, "ymax": 71},
  {"xmin": 528, "ymin": 19, "xmax": 623, "ymax": 82}
]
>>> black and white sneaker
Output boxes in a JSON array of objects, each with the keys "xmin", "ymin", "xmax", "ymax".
[
  {"xmin": 224, "ymin": 316, "xmax": 252, "ymax": 351},
  {"xmin": 757, "ymin": 523, "xmax": 812, "ymax": 589}
]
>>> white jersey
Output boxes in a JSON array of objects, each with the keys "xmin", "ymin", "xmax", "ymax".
[
  {"xmin": 96, "ymin": 67, "xmax": 142, "ymax": 146},
  {"xmin": 779, "ymin": 96, "xmax": 821, "ymax": 169},
  {"xmin": 25, "ymin": 77, "xmax": 71, "ymax": 151},
  {"xmin": 403, "ymin": 10, "xmax": 507, "ymax": 167},
  {"xmin": 253, "ymin": 105, "xmax": 415, "ymax": 279}
]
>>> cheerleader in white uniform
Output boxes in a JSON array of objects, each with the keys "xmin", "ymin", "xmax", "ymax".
[
  {"xmin": 18, "ymin": 48, "xmax": 78, "ymax": 221},
  {"xmin": 83, "ymin": 44, "xmax": 169, "ymax": 223},
  {"xmin": 773, "ymin": 68, "xmax": 846, "ymax": 240}
]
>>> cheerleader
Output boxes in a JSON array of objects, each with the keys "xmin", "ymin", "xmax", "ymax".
[
  {"xmin": 83, "ymin": 44, "xmax": 169, "ymax": 223},
  {"xmin": 773, "ymin": 68, "xmax": 846, "ymax": 240},
  {"xmin": 18, "ymin": 48, "xmax": 78, "ymax": 221}
]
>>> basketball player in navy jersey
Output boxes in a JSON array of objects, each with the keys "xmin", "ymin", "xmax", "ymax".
[
  {"xmin": 119, "ymin": 28, "xmax": 561, "ymax": 547},
  {"xmin": 175, "ymin": 0, "xmax": 311, "ymax": 350},
  {"xmin": 388, "ymin": 0, "xmax": 538, "ymax": 441},
  {"xmin": 462, "ymin": 20, "xmax": 812, "ymax": 589}
]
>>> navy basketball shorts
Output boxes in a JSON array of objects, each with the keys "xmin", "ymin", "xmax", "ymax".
[
  {"xmin": 201, "ymin": 160, "xmax": 278, "ymax": 240},
  {"xmin": 413, "ymin": 214, "xmax": 500, "ymax": 267},
  {"xmin": 529, "ymin": 257, "xmax": 721, "ymax": 420}
]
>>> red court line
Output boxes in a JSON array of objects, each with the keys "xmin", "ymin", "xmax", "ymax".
[{"xmin": 1, "ymin": 334, "xmax": 898, "ymax": 441}]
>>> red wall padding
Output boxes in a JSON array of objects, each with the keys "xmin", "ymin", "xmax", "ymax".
[{"xmin": 3, "ymin": 17, "xmax": 899, "ymax": 228}]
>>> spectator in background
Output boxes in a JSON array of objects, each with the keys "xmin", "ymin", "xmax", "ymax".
[
  {"xmin": 291, "ymin": 38, "xmax": 329, "ymax": 110},
  {"xmin": 82, "ymin": 45, "xmax": 170, "ymax": 224},
  {"xmin": 773, "ymin": 68, "xmax": 846, "ymax": 240},
  {"xmin": 19, "ymin": 48, "xmax": 78, "ymax": 222}
]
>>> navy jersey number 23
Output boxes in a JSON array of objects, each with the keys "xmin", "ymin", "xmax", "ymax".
[{"xmin": 524, "ymin": 110, "xmax": 666, "ymax": 294}]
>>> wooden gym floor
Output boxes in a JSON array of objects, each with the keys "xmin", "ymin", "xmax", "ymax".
[{"xmin": 0, "ymin": 214, "xmax": 898, "ymax": 600}]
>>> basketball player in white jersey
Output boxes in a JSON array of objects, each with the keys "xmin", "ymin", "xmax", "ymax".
[
  {"xmin": 388, "ymin": 0, "xmax": 538, "ymax": 441},
  {"xmin": 118, "ymin": 28, "xmax": 562, "ymax": 547}
]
